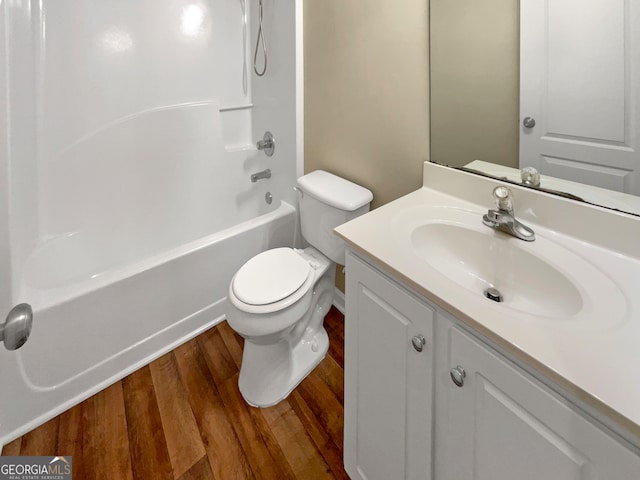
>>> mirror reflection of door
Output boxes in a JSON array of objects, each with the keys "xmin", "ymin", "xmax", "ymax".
[{"xmin": 519, "ymin": 0, "xmax": 640, "ymax": 194}]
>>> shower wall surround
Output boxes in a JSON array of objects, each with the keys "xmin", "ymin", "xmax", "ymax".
[{"xmin": 12, "ymin": 0, "xmax": 257, "ymax": 291}]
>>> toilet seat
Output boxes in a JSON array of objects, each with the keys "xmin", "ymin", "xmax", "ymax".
[{"xmin": 231, "ymin": 248, "xmax": 314, "ymax": 313}]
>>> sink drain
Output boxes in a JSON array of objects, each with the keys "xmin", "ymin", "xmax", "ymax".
[{"xmin": 484, "ymin": 287, "xmax": 504, "ymax": 303}]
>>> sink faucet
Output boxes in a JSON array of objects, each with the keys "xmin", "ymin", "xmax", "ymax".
[
  {"xmin": 482, "ymin": 186, "xmax": 535, "ymax": 242},
  {"xmin": 250, "ymin": 168, "xmax": 271, "ymax": 183}
]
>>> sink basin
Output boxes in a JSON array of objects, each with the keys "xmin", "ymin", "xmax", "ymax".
[
  {"xmin": 411, "ymin": 223, "xmax": 582, "ymax": 318},
  {"xmin": 393, "ymin": 205, "xmax": 627, "ymax": 326}
]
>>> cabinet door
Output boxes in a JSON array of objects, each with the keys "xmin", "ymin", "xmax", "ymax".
[
  {"xmin": 344, "ymin": 252, "xmax": 434, "ymax": 480},
  {"xmin": 437, "ymin": 324, "xmax": 640, "ymax": 480}
]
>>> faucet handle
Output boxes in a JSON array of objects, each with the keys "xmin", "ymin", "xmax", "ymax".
[
  {"xmin": 256, "ymin": 131, "xmax": 275, "ymax": 157},
  {"xmin": 521, "ymin": 166, "xmax": 541, "ymax": 187},
  {"xmin": 492, "ymin": 186, "xmax": 513, "ymax": 212}
]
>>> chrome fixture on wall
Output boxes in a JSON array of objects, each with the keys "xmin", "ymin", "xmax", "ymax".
[
  {"xmin": 240, "ymin": 0, "xmax": 248, "ymax": 94},
  {"xmin": 251, "ymin": 168, "xmax": 271, "ymax": 182},
  {"xmin": 257, "ymin": 131, "xmax": 275, "ymax": 156},
  {"xmin": 1, "ymin": 303, "xmax": 33, "ymax": 350},
  {"xmin": 254, "ymin": 0, "xmax": 268, "ymax": 76}
]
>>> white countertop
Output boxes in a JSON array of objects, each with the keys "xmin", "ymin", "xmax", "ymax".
[{"xmin": 335, "ymin": 162, "xmax": 640, "ymax": 437}]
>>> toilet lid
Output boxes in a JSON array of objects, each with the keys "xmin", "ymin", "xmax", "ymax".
[{"xmin": 232, "ymin": 248, "xmax": 312, "ymax": 306}]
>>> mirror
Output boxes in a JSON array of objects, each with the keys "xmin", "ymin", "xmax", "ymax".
[{"xmin": 429, "ymin": 0, "xmax": 640, "ymax": 216}]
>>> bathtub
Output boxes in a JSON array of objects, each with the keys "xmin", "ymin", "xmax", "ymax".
[
  {"xmin": 0, "ymin": 0, "xmax": 304, "ymax": 444},
  {"xmin": 0, "ymin": 200, "xmax": 297, "ymax": 444}
]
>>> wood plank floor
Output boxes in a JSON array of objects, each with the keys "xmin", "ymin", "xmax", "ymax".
[{"xmin": 2, "ymin": 307, "xmax": 349, "ymax": 480}]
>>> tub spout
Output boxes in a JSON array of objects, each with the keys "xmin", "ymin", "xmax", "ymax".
[{"xmin": 251, "ymin": 169, "xmax": 271, "ymax": 183}]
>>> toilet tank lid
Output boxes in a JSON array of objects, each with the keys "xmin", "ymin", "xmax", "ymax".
[{"xmin": 297, "ymin": 170, "xmax": 373, "ymax": 211}]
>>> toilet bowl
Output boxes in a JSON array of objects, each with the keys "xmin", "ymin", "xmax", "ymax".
[
  {"xmin": 227, "ymin": 247, "xmax": 334, "ymax": 406},
  {"xmin": 225, "ymin": 171, "xmax": 372, "ymax": 407}
]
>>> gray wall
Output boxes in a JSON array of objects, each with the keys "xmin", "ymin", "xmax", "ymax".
[
  {"xmin": 430, "ymin": 0, "xmax": 519, "ymax": 168},
  {"xmin": 304, "ymin": 0, "xmax": 430, "ymax": 209}
]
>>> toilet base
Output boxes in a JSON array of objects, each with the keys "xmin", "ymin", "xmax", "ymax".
[{"xmin": 238, "ymin": 327, "xmax": 330, "ymax": 408}]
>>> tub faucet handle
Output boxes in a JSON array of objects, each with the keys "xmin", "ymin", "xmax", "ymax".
[{"xmin": 256, "ymin": 131, "xmax": 275, "ymax": 157}]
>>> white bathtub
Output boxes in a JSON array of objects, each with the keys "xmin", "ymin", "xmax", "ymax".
[{"xmin": 0, "ymin": 200, "xmax": 297, "ymax": 444}]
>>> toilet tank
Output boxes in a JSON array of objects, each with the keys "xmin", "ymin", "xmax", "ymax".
[{"xmin": 296, "ymin": 171, "xmax": 373, "ymax": 265}]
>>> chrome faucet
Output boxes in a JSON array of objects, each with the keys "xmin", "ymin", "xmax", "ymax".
[
  {"xmin": 250, "ymin": 168, "xmax": 271, "ymax": 183},
  {"xmin": 482, "ymin": 186, "xmax": 535, "ymax": 242}
]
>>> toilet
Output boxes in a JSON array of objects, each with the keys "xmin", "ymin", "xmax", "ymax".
[{"xmin": 225, "ymin": 170, "xmax": 372, "ymax": 407}]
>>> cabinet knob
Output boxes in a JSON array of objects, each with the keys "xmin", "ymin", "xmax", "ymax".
[
  {"xmin": 450, "ymin": 366, "xmax": 466, "ymax": 387},
  {"xmin": 411, "ymin": 335, "xmax": 426, "ymax": 352}
]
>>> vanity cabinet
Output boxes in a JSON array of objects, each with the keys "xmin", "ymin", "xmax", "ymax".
[
  {"xmin": 435, "ymin": 322, "xmax": 640, "ymax": 480},
  {"xmin": 344, "ymin": 250, "xmax": 640, "ymax": 480},
  {"xmin": 344, "ymin": 252, "xmax": 435, "ymax": 480}
]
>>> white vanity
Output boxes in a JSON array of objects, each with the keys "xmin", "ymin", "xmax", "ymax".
[{"xmin": 335, "ymin": 162, "xmax": 640, "ymax": 480}]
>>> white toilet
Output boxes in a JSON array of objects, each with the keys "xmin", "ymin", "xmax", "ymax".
[{"xmin": 225, "ymin": 170, "xmax": 372, "ymax": 407}]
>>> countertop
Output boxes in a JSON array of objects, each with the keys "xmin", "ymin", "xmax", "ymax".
[{"xmin": 335, "ymin": 163, "xmax": 640, "ymax": 440}]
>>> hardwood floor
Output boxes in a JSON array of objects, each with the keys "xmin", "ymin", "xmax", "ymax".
[{"xmin": 2, "ymin": 307, "xmax": 349, "ymax": 480}]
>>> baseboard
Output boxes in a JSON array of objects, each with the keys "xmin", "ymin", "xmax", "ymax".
[{"xmin": 333, "ymin": 288, "xmax": 345, "ymax": 315}]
